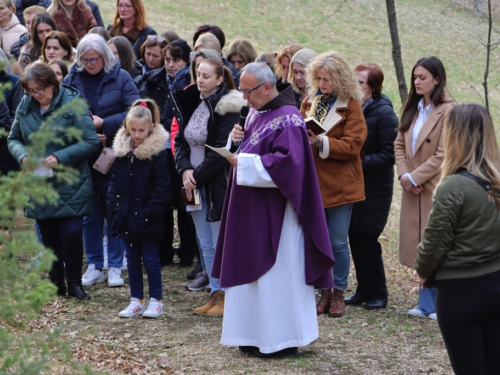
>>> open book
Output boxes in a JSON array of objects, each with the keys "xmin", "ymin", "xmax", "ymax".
[{"xmin": 304, "ymin": 117, "xmax": 327, "ymax": 135}]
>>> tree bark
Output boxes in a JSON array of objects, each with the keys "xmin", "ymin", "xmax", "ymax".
[
  {"xmin": 483, "ymin": 0, "xmax": 491, "ymax": 111},
  {"xmin": 385, "ymin": 0, "xmax": 408, "ymax": 105}
]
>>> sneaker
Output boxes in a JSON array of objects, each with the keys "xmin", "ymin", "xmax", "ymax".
[
  {"xmin": 119, "ymin": 299, "xmax": 145, "ymax": 318},
  {"xmin": 408, "ymin": 307, "xmax": 436, "ymax": 319},
  {"xmin": 185, "ymin": 270, "xmax": 209, "ymax": 291},
  {"xmin": 108, "ymin": 268, "xmax": 124, "ymax": 287},
  {"xmin": 82, "ymin": 264, "xmax": 105, "ymax": 286},
  {"xmin": 143, "ymin": 301, "xmax": 164, "ymax": 318}
]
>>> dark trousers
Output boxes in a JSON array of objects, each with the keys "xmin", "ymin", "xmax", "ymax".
[
  {"xmin": 37, "ymin": 217, "xmax": 84, "ymax": 284},
  {"xmin": 436, "ymin": 271, "xmax": 500, "ymax": 375},
  {"xmin": 124, "ymin": 237, "xmax": 162, "ymax": 300},
  {"xmin": 348, "ymin": 231, "xmax": 388, "ymax": 300}
]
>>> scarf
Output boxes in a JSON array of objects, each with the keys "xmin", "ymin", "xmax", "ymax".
[{"xmin": 313, "ymin": 93, "xmax": 335, "ymax": 125}]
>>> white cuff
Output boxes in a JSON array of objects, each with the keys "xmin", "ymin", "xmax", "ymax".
[
  {"xmin": 236, "ymin": 153, "xmax": 277, "ymax": 188},
  {"xmin": 319, "ymin": 136, "xmax": 329, "ymax": 160},
  {"xmin": 403, "ymin": 172, "xmax": 418, "ymax": 187}
]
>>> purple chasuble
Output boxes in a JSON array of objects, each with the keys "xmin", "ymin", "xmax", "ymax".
[{"xmin": 212, "ymin": 88, "xmax": 334, "ymax": 289}]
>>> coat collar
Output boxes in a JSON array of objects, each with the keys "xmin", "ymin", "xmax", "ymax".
[
  {"xmin": 410, "ymin": 101, "xmax": 448, "ymax": 156},
  {"xmin": 113, "ymin": 123, "xmax": 168, "ymax": 160}
]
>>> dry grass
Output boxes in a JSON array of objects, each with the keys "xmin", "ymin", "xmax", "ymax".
[{"xmin": 18, "ymin": 0, "xmax": 500, "ymax": 373}]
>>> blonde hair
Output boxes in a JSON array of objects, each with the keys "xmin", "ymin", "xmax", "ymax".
[
  {"xmin": 307, "ymin": 51, "xmax": 362, "ymax": 103},
  {"xmin": 194, "ymin": 33, "xmax": 221, "ymax": 54},
  {"xmin": 276, "ymin": 44, "xmax": 302, "ymax": 79},
  {"xmin": 289, "ymin": 48, "xmax": 317, "ymax": 95},
  {"xmin": 48, "ymin": 0, "xmax": 86, "ymax": 17},
  {"xmin": 124, "ymin": 99, "xmax": 160, "ymax": 133},
  {"xmin": 441, "ymin": 103, "xmax": 500, "ymax": 207},
  {"xmin": 226, "ymin": 39, "xmax": 257, "ymax": 65}
]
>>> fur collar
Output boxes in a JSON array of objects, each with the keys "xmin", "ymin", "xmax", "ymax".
[
  {"xmin": 214, "ymin": 89, "xmax": 246, "ymax": 116},
  {"xmin": 113, "ymin": 123, "xmax": 168, "ymax": 160}
]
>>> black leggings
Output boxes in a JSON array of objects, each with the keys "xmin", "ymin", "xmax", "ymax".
[
  {"xmin": 37, "ymin": 217, "xmax": 84, "ymax": 283},
  {"xmin": 436, "ymin": 271, "xmax": 500, "ymax": 375}
]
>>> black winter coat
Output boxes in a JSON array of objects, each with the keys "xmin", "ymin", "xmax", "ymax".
[
  {"xmin": 349, "ymin": 94, "xmax": 398, "ymax": 234},
  {"xmin": 173, "ymin": 84, "xmax": 245, "ymax": 222},
  {"xmin": 107, "ymin": 125, "xmax": 171, "ymax": 240}
]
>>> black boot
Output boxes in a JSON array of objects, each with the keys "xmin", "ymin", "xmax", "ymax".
[
  {"xmin": 67, "ymin": 282, "xmax": 91, "ymax": 300},
  {"xmin": 187, "ymin": 261, "xmax": 202, "ymax": 280}
]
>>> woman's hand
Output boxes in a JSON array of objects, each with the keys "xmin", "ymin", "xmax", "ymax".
[
  {"xmin": 409, "ymin": 185, "xmax": 424, "ymax": 195},
  {"xmin": 400, "ymin": 174, "xmax": 415, "ymax": 192},
  {"xmin": 93, "ymin": 115, "xmax": 104, "ymax": 130},
  {"xmin": 97, "ymin": 133, "xmax": 107, "ymax": 144},
  {"xmin": 226, "ymin": 155, "xmax": 238, "ymax": 167},
  {"xmin": 45, "ymin": 155, "xmax": 58, "ymax": 168},
  {"xmin": 308, "ymin": 130, "xmax": 321, "ymax": 145},
  {"xmin": 231, "ymin": 124, "xmax": 244, "ymax": 143},
  {"xmin": 414, "ymin": 270, "xmax": 427, "ymax": 289},
  {"xmin": 182, "ymin": 169, "xmax": 196, "ymax": 190}
]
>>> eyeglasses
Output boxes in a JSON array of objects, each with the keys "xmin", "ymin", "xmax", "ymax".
[
  {"xmin": 147, "ymin": 35, "xmax": 166, "ymax": 43},
  {"xmin": 27, "ymin": 85, "xmax": 47, "ymax": 96},
  {"xmin": 358, "ymin": 80, "xmax": 366, "ymax": 85},
  {"xmin": 80, "ymin": 56, "xmax": 102, "ymax": 65},
  {"xmin": 116, "ymin": 3, "xmax": 133, "ymax": 9},
  {"xmin": 239, "ymin": 82, "xmax": 266, "ymax": 96}
]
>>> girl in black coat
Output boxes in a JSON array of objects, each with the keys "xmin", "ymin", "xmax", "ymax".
[
  {"xmin": 108, "ymin": 99, "xmax": 170, "ymax": 319},
  {"xmin": 346, "ymin": 64, "xmax": 398, "ymax": 310}
]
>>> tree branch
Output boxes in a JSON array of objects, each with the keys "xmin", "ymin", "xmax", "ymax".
[{"xmin": 314, "ymin": 0, "xmax": 348, "ymax": 26}]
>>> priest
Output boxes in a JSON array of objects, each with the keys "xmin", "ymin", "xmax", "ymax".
[{"xmin": 212, "ymin": 62, "xmax": 334, "ymax": 358}]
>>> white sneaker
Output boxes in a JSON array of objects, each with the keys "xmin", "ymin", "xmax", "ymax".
[
  {"xmin": 143, "ymin": 301, "xmax": 164, "ymax": 318},
  {"xmin": 118, "ymin": 299, "xmax": 145, "ymax": 318},
  {"xmin": 408, "ymin": 307, "xmax": 436, "ymax": 319},
  {"xmin": 82, "ymin": 264, "xmax": 105, "ymax": 286},
  {"xmin": 428, "ymin": 313, "xmax": 437, "ymax": 320},
  {"xmin": 108, "ymin": 268, "xmax": 124, "ymax": 287}
]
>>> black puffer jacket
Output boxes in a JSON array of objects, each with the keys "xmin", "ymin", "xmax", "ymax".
[
  {"xmin": 173, "ymin": 84, "xmax": 245, "ymax": 222},
  {"xmin": 349, "ymin": 94, "xmax": 398, "ymax": 234}
]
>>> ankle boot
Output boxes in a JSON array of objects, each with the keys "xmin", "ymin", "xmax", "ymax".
[
  {"xmin": 316, "ymin": 289, "xmax": 332, "ymax": 315},
  {"xmin": 328, "ymin": 289, "xmax": 345, "ymax": 317},
  {"xmin": 187, "ymin": 261, "xmax": 202, "ymax": 280},
  {"xmin": 67, "ymin": 282, "xmax": 91, "ymax": 300}
]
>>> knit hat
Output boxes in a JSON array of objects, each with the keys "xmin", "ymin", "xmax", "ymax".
[{"xmin": 169, "ymin": 39, "xmax": 192, "ymax": 63}]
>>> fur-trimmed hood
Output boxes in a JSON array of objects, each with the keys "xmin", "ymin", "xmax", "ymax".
[
  {"xmin": 214, "ymin": 89, "xmax": 246, "ymax": 116},
  {"xmin": 113, "ymin": 123, "xmax": 168, "ymax": 160}
]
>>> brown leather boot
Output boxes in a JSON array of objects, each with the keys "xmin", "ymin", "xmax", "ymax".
[
  {"xmin": 316, "ymin": 289, "xmax": 332, "ymax": 315},
  {"xmin": 328, "ymin": 289, "xmax": 345, "ymax": 317},
  {"xmin": 206, "ymin": 290, "xmax": 224, "ymax": 316}
]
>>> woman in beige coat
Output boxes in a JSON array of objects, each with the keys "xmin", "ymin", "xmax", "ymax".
[
  {"xmin": 395, "ymin": 56, "xmax": 453, "ymax": 319},
  {"xmin": 0, "ymin": 0, "xmax": 27, "ymax": 56}
]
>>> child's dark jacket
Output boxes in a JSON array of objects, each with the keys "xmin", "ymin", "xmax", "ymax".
[{"xmin": 107, "ymin": 124, "xmax": 170, "ymax": 239}]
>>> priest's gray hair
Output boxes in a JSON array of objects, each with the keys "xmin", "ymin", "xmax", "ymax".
[
  {"xmin": 241, "ymin": 62, "xmax": 277, "ymax": 88},
  {"xmin": 75, "ymin": 34, "xmax": 117, "ymax": 73}
]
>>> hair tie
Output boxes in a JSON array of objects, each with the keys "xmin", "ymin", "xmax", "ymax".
[{"xmin": 139, "ymin": 102, "xmax": 148, "ymax": 108}]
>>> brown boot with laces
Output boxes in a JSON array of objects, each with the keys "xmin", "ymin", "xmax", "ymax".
[
  {"xmin": 193, "ymin": 290, "xmax": 219, "ymax": 315},
  {"xmin": 328, "ymin": 289, "xmax": 345, "ymax": 317},
  {"xmin": 206, "ymin": 290, "xmax": 225, "ymax": 316},
  {"xmin": 316, "ymin": 289, "xmax": 332, "ymax": 315}
]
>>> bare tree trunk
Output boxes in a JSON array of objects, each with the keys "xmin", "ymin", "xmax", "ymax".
[
  {"xmin": 483, "ymin": 0, "xmax": 491, "ymax": 111},
  {"xmin": 385, "ymin": 0, "xmax": 408, "ymax": 105}
]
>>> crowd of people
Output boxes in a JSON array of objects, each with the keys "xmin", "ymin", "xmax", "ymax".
[{"xmin": 1, "ymin": 0, "xmax": 500, "ymax": 369}]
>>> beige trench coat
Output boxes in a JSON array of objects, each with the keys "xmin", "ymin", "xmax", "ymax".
[{"xmin": 394, "ymin": 101, "xmax": 453, "ymax": 268}]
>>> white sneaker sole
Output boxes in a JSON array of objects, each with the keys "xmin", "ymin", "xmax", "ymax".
[
  {"xmin": 143, "ymin": 311, "xmax": 164, "ymax": 318},
  {"xmin": 118, "ymin": 310, "xmax": 144, "ymax": 318},
  {"xmin": 108, "ymin": 279, "xmax": 125, "ymax": 287},
  {"xmin": 81, "ymin": 276, "xmax": 105, "ymax": 286}
]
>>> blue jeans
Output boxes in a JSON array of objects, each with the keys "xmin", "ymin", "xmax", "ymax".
[
  {"xmin": 190, "ymin": 187, "xmax": 222, "ymax": 292},
  {"xmin": 123, "ymin": 237, "xmax": 162, "ymax": 300},
  {"xmin": 83, "ymin": 177, "xmax": 124, "ymax": 269},
  {"xmin": 325, "ymin": 203, "xmax": 353, "ymax": 291},
  {"xmin": 418, "ymin": 285, "xmax": 436, "ymax": 315}
]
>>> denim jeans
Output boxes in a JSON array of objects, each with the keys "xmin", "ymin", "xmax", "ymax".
[
  {"xmin": 418, "ymin": 285, "xmax": 436, "ymax": 315},
  {"xmin": 190, "ymin": 187, "xmax": 222, "ymax": 292},
  {"xmin": 325, "ymin": 203, "xmax": 353, "ymax": 291},
  {"xmin": 123, "ymin": 237, "xmax": 162, "ymax": 300},
  {"xmin": 83, "ymin": 177, "xmax": 124, "ymax": 269}
]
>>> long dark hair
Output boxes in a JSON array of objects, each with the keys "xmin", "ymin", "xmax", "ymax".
[
  {"xmin": 26, "ymin": 13, "xmax": 58, "ymax": 61},
  {"xmin": 399, "ymin": 56, "xmax": 449, "ymax": 132}
]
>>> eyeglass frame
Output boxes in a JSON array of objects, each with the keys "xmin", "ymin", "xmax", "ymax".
[
  {"xmin": 116, "ymin": 3, "xmax": 133, "ymax": 9},
  {"xmin": 27, "ymin": 85, "xmax": 47, "ymax": 96},
  {"xmin": 239, "ymin": 82, "xmax": 266, "ymax": 96},
  {"xmin": 79, "ymin": 55, "xmax": 102, "ymax": 65}
]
